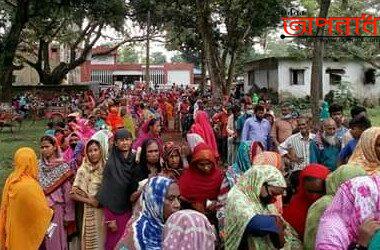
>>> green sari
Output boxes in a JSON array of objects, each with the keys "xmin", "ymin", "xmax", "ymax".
[
  {"xmin": 225, "ymin": 165, "xmax": 302, "ymax": 250},
  {"xmin": 303, "ymin": 164, "xmax": 367, "ymax": 250}
]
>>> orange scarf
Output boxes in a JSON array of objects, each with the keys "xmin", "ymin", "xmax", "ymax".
[{"xmin": 0, "ymin": 148, "xmax": 53, "ymax": 249}]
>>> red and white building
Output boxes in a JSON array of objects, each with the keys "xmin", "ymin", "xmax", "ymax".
[{"xmin": 80, "ymin": 46, "xmax": 195, "ymax": 89}]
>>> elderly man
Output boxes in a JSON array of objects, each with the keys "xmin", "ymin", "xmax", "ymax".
[{"xmin": 310, "ymin": 118, "xmax": 341, "ymax": 171}]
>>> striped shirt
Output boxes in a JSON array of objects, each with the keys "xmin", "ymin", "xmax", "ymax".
[{"xmin": 278, "ymin": 132, "xmax": 316, "ymax": 172}]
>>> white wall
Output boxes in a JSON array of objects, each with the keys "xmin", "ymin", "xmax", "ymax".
[
  {"xmin": 167, "ymin": 70, "xmax": 190, "ymax": 86},
  {"xmin": 244, "ymin": 68, "xmax": 278, "ymax": 93},
  {"xmin": 278, "ymin": 60, "xmax": 311, "ymax": 97},
  {"xmin": 277, "ymin": 60, "xmax": 380, "ymax": 102}
]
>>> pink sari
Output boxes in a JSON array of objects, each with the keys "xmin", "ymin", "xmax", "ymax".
[{"xmin": 315, "ymin": 175, "xmax": 380, "ymax": 250}]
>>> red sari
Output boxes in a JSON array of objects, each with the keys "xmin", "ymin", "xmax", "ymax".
[
  {"xmin": 283, "ymin": 164, "xmax": 330, "ymax": 237},
  {"xmin": 179, "ymin": 143, "xmax": 224, "ymax": 207}
]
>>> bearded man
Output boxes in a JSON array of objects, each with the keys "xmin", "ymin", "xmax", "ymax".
[{"xmin": 310, "ymin": 118, "xmax": 341, "ymax": 171}]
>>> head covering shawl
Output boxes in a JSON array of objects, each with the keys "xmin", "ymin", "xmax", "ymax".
[
  {"xmin": 283, "ymin": 164, "xmax": 330, "ymax": 238},
  {"xmin": 162, "ymin": 141, "xmax": 183, "ymax": 180},
  {"xmin": 190, "ymin": 111, "xmax": 219, "ymax": 158},
  {"xmin": 225, "ymin": 165, "xmax": 301, "ymax": 250},
  {"xmin": 117, "ymin": 176, "xmax": 174, "ymax": 250},
  {"xmin": 163, "ymin": 210, "xmax": 216, "ymax": 250},
  {"xmin": 90, "ymin": 129, "xmax": 111, "ymax": 160},
  {"xmin": 225, "ymin": 141, "xmax": 264, "ymax": 187},
  {"xmin": 179, "ymin": 143, "xmax": 224, "ymax": 203},
  {"xmin": 0, "ymin": 148, "xmax": 53, "ymax": 249},
  {"xmin": 252, "ymin": 151, "xmax": 284, "ymax": 213},
  {"xmin": 303, "ymin": 164, "xmax": 367, "ymax": 250},
  {"xmin": 73, "ymin": 138, "xmax": 106, "ymax": 196},
  {"xmin": 253, "ymin": 151, "xmax": 282, "ymax": 169},
  {"xmin": 348, "ymin": 127, "xmax": 380, "ymax": 175},
  {"xmin": 97, "ymin": 129, "xmax": 138, "ymax": 214},
  {"xmin": 315, "ymin": 175, "xmax": 380, "ymax": 250},
  {"xmin": 39, "ymin": 136, "xmax": 73, "ymax": 195}
]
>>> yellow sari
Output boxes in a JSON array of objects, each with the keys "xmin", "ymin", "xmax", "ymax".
[{"xmin": 0, "ymin": 147, "xmax": 53, "ymax": 250}]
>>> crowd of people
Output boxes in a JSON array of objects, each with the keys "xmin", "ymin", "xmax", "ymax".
[{"xmin": 1, "ymin": 85, "xmax": 380, "ymax": 250}]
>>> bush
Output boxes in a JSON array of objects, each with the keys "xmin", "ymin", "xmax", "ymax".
[
  {"xmin": 324, "ymin": 81, "xmax": 358, "ymax": 110},
  {"xmin": 249, "ymin": 87, "xmax": 279, "ymax": 105}
]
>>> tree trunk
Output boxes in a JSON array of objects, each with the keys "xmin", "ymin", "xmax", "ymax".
[
  {"xmin": 0, "ymin": 0, "xmax": 30, "ymax": 101},
  {"xmin": 310, "ymin": 0, "xmax": 331, "ymax": 125},
  {"xmin": 145, "ymin": 10, "xmax": 151, "ymax": 89},
  {"xmin": 195, "ymin": 0, "xmax": 224, "ymax": 101},
  {"xmin": 200, "ymin": 49, "xmax": 206, "ymax": 94}
]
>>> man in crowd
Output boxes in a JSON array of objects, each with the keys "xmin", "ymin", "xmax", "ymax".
[
  {"xmin": 329, "ymin": 103, "xmax": 348, "ymax": 143},
  {"xmin": 339, "ymin": 115, "xmax": 372, "ymax": 164},
  {"xmin": 310, "ymin": 118, "xmax": 341, "ymax": 171},
  {"xmin": 271, "ymin": 103, "xmax": 297, "ymax": 148},
  {"xmin": 279, "ymin": 117, "xmax": 315, "ymax": 174},
  {"xmin": 342, "ymin": 105, "xmax": 367, "ymax": 147},
  {"xmin": 236, "ymin": 102, "xmax": 253, "ymax": 140},
  {"xmin": 241, "ymin": 105, "xmax": 271, "ymax": 149},
  {"xmin": 213, "ymin": 106, "xmax": 229, "ymax": 164}
]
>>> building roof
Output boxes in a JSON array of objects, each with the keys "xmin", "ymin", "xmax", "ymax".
[
  {"xmin": 246, "ymin": 56, "xmax": 380, "ymax": 65},
  {"xmin": 91, "ymin": 46, "xmax": 117, "ymax": 56}
]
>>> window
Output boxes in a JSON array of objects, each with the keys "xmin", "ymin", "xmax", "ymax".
[
  {"xmin": 364, "ymin": 69, "xmax": 376, "ymax": 85},
  {"xmin": 248, "ymin": 71, "xmax": 255, "ymax": 86},
  {"xmin": 290, "ymin": 69, "xmax": 305, "ymax": 85},
  {"xmin": 51, "ymin": 48, "xmax": 58, "ymax": 53},
  {"xmin": 326, "ymin": 68, "xmax": 345, "ymax": 85}
]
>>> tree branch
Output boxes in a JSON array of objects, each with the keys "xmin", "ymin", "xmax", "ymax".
[{"xmin": 4, "ymin": 0, "xmax": 17, "ymax": 7}]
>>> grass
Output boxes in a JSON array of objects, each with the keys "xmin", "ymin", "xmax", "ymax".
[
  {"xmin": 0, "ymin": 120, "xmax": 46, "ymax": 194},
  {"xmin": 368, "ymin": 108, "xmax": 380, "ymax": 127},
  {"xmin": 0, "ymin": 107, "xmax": 380, "ymax": 193}
]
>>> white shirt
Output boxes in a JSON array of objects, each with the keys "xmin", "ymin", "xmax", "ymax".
[{"xmin": 278, "ymin": 132, "xmax": 316, "ymax": 172}]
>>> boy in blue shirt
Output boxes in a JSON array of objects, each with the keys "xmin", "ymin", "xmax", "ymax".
[{"xmin": 339, "ymin": 116, "xmax": 372, "ymax": 164}]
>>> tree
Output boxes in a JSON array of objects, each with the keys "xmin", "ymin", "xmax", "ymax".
[
  {"xmin": 171, "ymin": 54, "xmax": 185, "ymax": 63},
  {"xmin": 129, "ymin": 0, "xmax": 288, "ymax": 97},
  {"xmin": 150, "ymin": 51, "xmax": 166, "ymax": 64},
  {"xmin": 16, "ymin": 0, "xmax": 127, "ymax": 86},
  {"xmin": 118, "ymin": 46, "xmax": 139, "ymax": 63},
  {"xmin": 310, "ymin": 0, "xmax": 331, "ymax": 124},
  {"xmin": 0, "ymin": 0, "xmax": 34, "ymax": 101}
]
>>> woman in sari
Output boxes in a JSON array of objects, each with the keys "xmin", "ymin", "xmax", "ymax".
[
  {"xmin": 348, "ymin": 127, "xmax": 380, "ymax": 175},
  {"xmin": 97, "ymin": 129, "xmax": 139, "ymax": 250},
  {"xmin": 0, "ymin": 148, "xmax": 53, "ymax": 250},
  {"xmin": 121, "ymin": 108, "xmax": 136, "ymax": 140},
  {"xmin": 217, "ymin": 141, "xmax": 264, "ymax": 235},
  {"xmin": 132, "ymin": 118, "xmax": 163, "ymax": 153},
  {"xmin": 225, "ymin": 165, "xmax": 302, "ymax": 250},
  {"xmin": 106, "ymin": 105, "xmax": 124, "ymax": 132},
  {"xmin": 190, "ymin": 110, "xmax": 219, "ymax": 159},
  {"xmin": 116, "ymin": 176, "xmax": 181, "ymax": 250},
  {"xmin": 38, "ymin": 135, "xmax": 75, "ymax": 250},
  {"xmin": 252, "ymin": 151, "xmax": 285, "ymax": 214},
  {"xmin": 160, "ymin": 141, "xmax": 184, "ymax": 181},
  {"xmin": 70, "ymin": 136, "xmax": 108, "ymax": 249},
  {"xmin": 179, "ymin": 143, "xmax": 224, "ymax": 221},
  {"xmin": 224, "ymin": 141, "xmax": 264, "ymax": 188},
  {"xmin": 315, "ymin": 175, "xmax": 380, "ymax": 250},
  {"xmin": 135, "ymin": 139, "xmax": 163, "ymax": 186},
  {"xmin": 283, "ymin": 164, "xmax": 330, "ymax": 238},
  {"xmin": 303, "ymin": 164, "xmax": 367, "ymax": 250},
  {"xmin": 163, "ymin": 210, "xmax": 217, "ymax": 250}
]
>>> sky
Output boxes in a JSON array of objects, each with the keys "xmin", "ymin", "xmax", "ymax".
[{"xmin": 96, "ymin": 20, "xmax": 179, "ymax": 62}]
